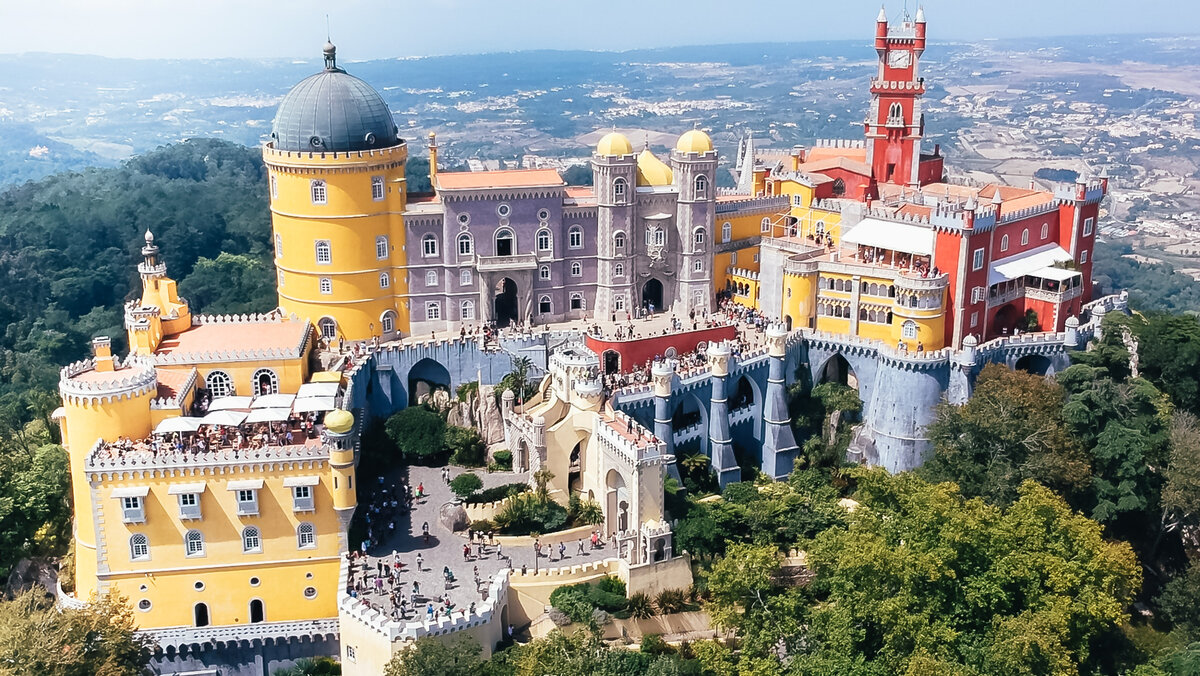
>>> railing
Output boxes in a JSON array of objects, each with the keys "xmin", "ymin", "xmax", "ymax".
[
  {"xmin": 475, "ymin": 253, "xmax": 538, "ymax": 271},
  {"xmin": 895, "ymin": 271, "xmax": 949, "ymax": 291},
  {"xmin": 1026, "ymin": 285, "xmax": 1083, "ymax": 304},
  {"xmin": 987, "ymin": 286, "xmax": 1024, "ymax": 308},
  {"xmin": 85, "ymin": 440, "xmax": 330, "ymax": 472},
  {"xmin": 144, "ymin": 618, "xmax": 339, "ymax": 648}
]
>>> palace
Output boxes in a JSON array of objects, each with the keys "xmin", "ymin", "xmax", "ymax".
[{"xmin": 51, "ymin": 7, "xmax": 1119, "ymax": 675}]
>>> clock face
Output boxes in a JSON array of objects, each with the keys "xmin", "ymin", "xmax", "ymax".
[{"xmin": 888, "ymin": 50, "xmax": 911, "ymax": 69}]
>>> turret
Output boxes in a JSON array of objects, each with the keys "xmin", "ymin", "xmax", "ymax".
[
  {"xmin": 651, "ymin": 360, "xmax": 682, "ymax": 483},
  {"xmin": 593, "ymin": 131, "xmax": 638, "ymax": 320},
  {"xmin": 428, "ymin": 132, "xmax": 439, "ymax": 188},
  {"xmin": 706, "ymin": 341, "xmax": 741, "ymax": 488},
  {"xmin": 673, "ymin": 129, "xmax": 718, "ymax": 315},
  {"xmin": 875, "ymin": 6, "xmax": 889, "ymax": 50},
  {"xmin": 914, "ymin": 6, "xmax": 927, "ymax": 50},
  {"xmin": 761, "ymin": 324, "xmax": 799, "ymax": 478},
  {"xmin": 323, "ymin": 408, "xmax": 358, "ymax": 533},
  {"xmin": 1064, "ymin": 316, "xmax": 1081, "ymax": 348}
]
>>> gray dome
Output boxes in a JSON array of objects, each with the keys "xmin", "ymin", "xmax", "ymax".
[{"xmin": 271, "ymin": 45, "xmax": 399, "ymax": 153}]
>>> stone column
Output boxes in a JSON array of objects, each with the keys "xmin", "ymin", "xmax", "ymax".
[
  {"xmin": 651, "ymin": 359, "xmax": 682, "ymax": 483},
  {"xmin": 761, "ymin": 325, "xmax": 799, "ymax": 479},
  {"xmin": 706, "ymin": 341, "xmax": 741, "ymax": 488}
]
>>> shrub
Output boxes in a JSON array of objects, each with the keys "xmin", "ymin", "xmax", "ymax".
[
  {"xmin": 469, "ymin": 519, "xmax": 495, "ymax": 533},
  {"xmin": 445, "ymin": 426, "xmax": 487, "ymax": 467},
  {"xmin": 492, "ymin": 449, "xmax": 513, "ymax": 470},
  {"xmin": 596, "ymin": 575, "xmax": 627, "ymax": 598},
  {"xmin": 547, "ymin": 607, "xmax": 572, "ymax": 627},
  {"xmin": 549, "ymin": 585, "xmax": 593, "ymax": 624},
  {"xmin": 455, "ymin": 381, "xmax": 479, "ymax": 402},
  {"xmin": 627, "ymin": 592, "xmax": 654, "ymax": 619},
  {"xmin": 468, "ymin": 482, "xmax": 527, "ymax": 504},
  {"xmin": 641, "ymin": 634, "xmax": 675, "ymax": 655},
  {"xmin": 568, "ymin": 493, "xmax": 605, "ymax": 527},
  {"xmin": 384, "ymin": 407, "xmax": 445, "ymax": 460},
  {"xmin": 449, "ymin": 472, "xmax": 483, "ymax": 500},
  {"xmin": 655, "ymin": 588, "xmax": 687, "ymax": 614},
  {"xmin": 492, "ymin": 492, "xmax": 568, "ymax": 535}
]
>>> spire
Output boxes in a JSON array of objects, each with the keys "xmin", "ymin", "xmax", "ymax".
[
  {"xmin": 915, "ymin": 5, "xmax": 925, "ymax": 22},
  {"xmin": 736, "ymin": 130, "xmax": 757, "ymax": 195},
  {"xmin": 323, "ymin": 41, "xmax": 337, "ymax": 70},
  {"xmin": 991, "ymin": 189, "xmax": 1003, "ymax": 205},
  {"xmin": 877, "ymin": 5, "xmax": 888, "ymax": 22}
]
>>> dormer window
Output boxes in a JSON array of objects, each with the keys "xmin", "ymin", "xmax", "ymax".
[
  {"xmin": 229, "ymin": 480, "xmax": 263, "ymax": 516},
  {"xmin": 169, "ymin": 483, "xmax": 206, "ymax": 520},
  {"xmin": 285, "ymin": 477, "xmax": 319, "ymax": 512},
  {"xmin": 113, "ymin": 487, "xmax": 149, "ymax": 524}
]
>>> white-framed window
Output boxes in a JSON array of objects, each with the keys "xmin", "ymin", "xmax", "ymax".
[
  {"xmin": 902, "ymin": 320, "xmax": 918, "ymax": 339},
  {"xmin": 252, "ymin": 367, "xmax": 279, "ymax": 395},
  {"xmin": 614, "ymin": 232, "xmax": 626, "ymax": 250},
  {"xmin": 425, "ymin": 302, "xmax": 441, "ymax": 321},
  {"xmin": 275, "ymin": 233, "xmax": 283, "ymax": 259},
  {"xmin": 972, "ymin": 248, "xmax": 985, "ymax": 271},
  {"xmin": 568, "ymin": 226, "xmax": 583, "ymax": 249},
  {"xmin": 721, "ymin": 222, "xmax": 732, "ymax": 243},
  {"xmin": 178, "ymin": 492, "xmax": 201, "ymax": 520},
  {"xmin": 792, "ymin": 194, "xmax": 803, "ymax": 207},
  {"xmin": 693, "ymin": 260, "xmax": 703, "ymax": 273},
  {"xmin": 292, "ymin": 486, "xmax": 314, "ymax": 512},
  {"xmin": 571, "ymin": 261, "xmax": 582, "ymax": 277},
  {"xmin": 694, "ymin": 228, "xmax": 706, "ymax": 248},
  {"xmin": 815, "ymin": 221, "xmax": 826, "ymax": 236},
  {"xmin": 185, "ymin": 529, "xmax": 205, "ymax": 557},
  {"xmin": 425, "ymin": 270, "xmax": 437, "ymax": 287},
  {"xmin": 651, "ymin": 228, "xmax": 666, "ymax": 247},
  {"xmin": 381, "ymin": 311, "xmax": 396, "ymax": 334},
  {"xmin": 495, "ymin": 228, "xmax": 515, "ymax": 255},
  {"xmin": 457, "ymin": 212, "xmax": 470, "ymax": 226},
  {"xmin": 615, "ymin": 295, "xmax": 626, "ymax": 311},
  {"xmin": 539, "ymin": 295, "xmax": 552, "ymax": 314},
  {"xmin": 613, "ymin": 177, "xmax": 627, "ymax": 204},
  {"xmin": 278, "ymin": 269, "xmax": 285, "ymax": 287},
  {"xmin": 371, "ymin": 176, "xmax": 385, "ymax": 201},
  {"xmin": 614, "ymin": 263, "xmax": 624, "ymax": 277},
  {"xmin": 458, "ymin": 233, "xmax": 473, "ymax": 256},
  {"xmin": 537, "ymin": 229, "xmax": 551, "ymax": 251},
  {"xmin": 753, "ymin": 253, "xmax": 760, "ymax": 263},
  {"xmin": 422, "ymin": 235, "xmax": 438, "ymax": 257},
  {"xmin": 320, "ymin": 277, "xmax": 332, "ymax": 295},
  {"xmin": 1021, "ymin": 229, "xmax": 1029, "ymax": 246},
  {"xmin": 537, "ymin": 208, "xmax": 550, "ymax": 222},
  {"xmin": 315, "ymin": 240, "xmax": 331, "ymax": 265},
  {"xmin": 570, "ymin": 293, "xmax": 583, "ymax": 311},
  {"xmin": 460, "ymin": 269, "xmax": 472, "ymax": 286},
  {"xmin": 310, "ymin": 180, "xmax": 327, "ymax": 205},
  {"xmin": 236, "ymin": 489, "xmax": 259, "ymax": 516},
  {"xmin": 347, "ymin": 646, "xmax": 357, "ymax": 663},
  {"xmin": 461, "ymin": 299, "xmax": 476, "ymax": 321},
  {"xmin": 206, "ymin": 370, "xmax": 233, "ymax": 397},
  {"xmin": 319, "ymin": 317, "xmax": 337, "ymax": 341},
  {"xmin": 1041, "ymin": 223, "xmax": 1049, "ymax": 240},
  {"xmin": 761, "ymin": 217, "xmax": 771, "ymax": 233},
  {"xmin": 1000, "ymin": 234, "xmax": 1009, "ymax": 252},
  {"xmin": 497, "ymin": 203, "xmax": 511, "ymax": 218},
  {"xmin": 242, "ymin": 526, "xmax": 261, "ymax": 553},
  {"xmin": 694, "ymin": 174, "xmax": 708, "ymax": 199},
  {"xmin": 297, "ymin": 522, "xmax": 316, "ymax": 549},
  {"xmin": 971, "ymin": 286, "xmax": 985, "ymax": 303},
  {"xmin": 539, "ymin": 265, "xmax": 551, "ymax": 281},
  {"xmin": 120, "ymin": 495, "xmax": 144, "ymax": 524},
  {"xmin": 970, "ymin": 312, "xmax": 979, "ymax": 328},
  {"xmin": 1083, "ymin": 217, "xmax": 1094, "ymax": 236},
  {"xmin": 376, "ymin": 235, "xmax": 389, "ymax": 260},
  {"xmin": 731, "ymin": 251, "xmax": 737, "ymax": 266},
  {"xmin": 1081, "ymin": 250, "xmax": 1089, "ymax": 264},
  {"xmin": 380, "ymin": 272, "xmax": 391, "ymax": 289},
  {"xmin": 130, "ymin": 533, "xmax": 149, "ymax": 561},
  {"xmin": 270, "ymin": 175, "xmax": 278, "ymax": 200}
]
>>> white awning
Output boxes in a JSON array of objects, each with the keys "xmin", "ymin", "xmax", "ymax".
[
  {"xmin": 111, "ymin": 486, "xmax": 150, "ymax": 498},
  {"xmin": 209, "ymin": 396, "xmax": 254, "ymax": 411},
  {"xmin": 167, "ymin": 482, "xmax": 207, "ymax": 495},
  {"xmin": 226, "ymin": 479, "xmax": 264, "ymax": 491},
  {"xmin": 298, "ymin": 382, "xmax": 339, "ymax": 398},
  {"xmin": 988, "ymin": 243, "xmax": 1074, "ymax": 286},
  {"xmin": 245, "ymin": 408, "xmax": 293, "ymax": 424},
  {"xmin": 283, "ymin": 476, "xmax": 321, "ymax": 487},
  {"xmin": 252, "ymin": 393, "xmax": 296, "ymax": 409},
  {"xmin": 201, "ymin": 410, "xmax": 248, "ymax": 427},
  {"xmin": 155, "ymin": 417, "xmax": 204, "ymax": 435},
  {"xmin": 293, "ymin": 396, "xmax": 337, "ymax": 413},
  {"xmin": 1033, "ymin": 266, "xmax": 1080, "ymax": 282},
  {"xmin": 842, "ymin": 217, "xmax": 935, "ymax": 257}
]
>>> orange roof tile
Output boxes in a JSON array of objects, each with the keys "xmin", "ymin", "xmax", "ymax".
[
  {"xmin": 564, "ymin": 186, "xmax": 595, "ymax": 198},
  {"xmin": 797, "ymin": 156, "xmax": 872, "ymax": 177},
  {"xmin": 897, "ymin": 204, "xmax": 933, "ymax": 219},
  {"xmin": 155, "ymin": 320, "xmax": 311, "ymax": 363},
  {"xmin": 155, "ymin": 367, "xmax": 196, "ymax": 400},
  {"xmin": 436, "ymin": 168, "xmax": 564, "ymax": 191},
  {"xmin": 805, "ymin": 146, "xmax": 868, "ymax": 163}
]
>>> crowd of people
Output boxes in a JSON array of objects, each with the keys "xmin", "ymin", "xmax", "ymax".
[{"xmin": 96, "ymin": 415, "xmax": 326, "ymax": 461}]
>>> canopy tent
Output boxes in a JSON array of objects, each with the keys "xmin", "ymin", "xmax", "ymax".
[
  {"xmin": 252, "ymin": 393, "xmax": 296, "ymax": 409},
  {"xmin": 245, "ymin": 408, "xmax": 293, "ymax": 424},
  {"xmin": 208, "ymin": 396, "xmax": 254, "ymax": 411},
  {"xmin": 988, "ymin": 243, "xmax": 1076, "ymax": 286},
  {"xmin": 293, "ymin": 396, "xmax": 337, "ymax": 413},
  {"xmin": 309, "ymin": 371, "xmax": 344, "ymax": 384},
  {"xmin": 842, "ymin": 218, "xmax": 935, "ymax": 257},
  {"xmin": 154, "ymin": 417, "xmax": 203, "ymax": 435},
  {"xmin": 297, "ymin": 382, "xmax": 339, "ymax": 399},
  {"xmin": 201, "ymin": 410, "xmax": 248, "ymax": 427}
]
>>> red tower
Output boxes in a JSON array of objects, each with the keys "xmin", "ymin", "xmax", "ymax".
[{"xmin": 865, "ymin": 5, "xmax": 927, "ymax": 186}]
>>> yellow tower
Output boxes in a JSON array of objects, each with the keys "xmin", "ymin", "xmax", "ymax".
[
  {"xmin": 264, "ymin": 42, "xmax": 408, "ymax": 345},
  {"xmin": 58, "ymin": 337, "xmax": 157, "ymax": 598},
  {"xmin": 126, "ymin": 230, "xmax": 191, "ymax": 355},
  {"xmin": 323, "ymin": 408, "xmax": 358, "ymax": 531}
]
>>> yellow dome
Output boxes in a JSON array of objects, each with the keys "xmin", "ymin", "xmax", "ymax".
[
  {"xmin": 324, "ymin": 408, "xmax": 355, "ymax": 434},
  {"xmin": 636, "ymin": 148, "xmax": 674, "ymax": 187},
  {"xmin": 596, "ymin": 131, "xmax": 633, "ymax": 156},
  {"xmin": 675, "ymin": 129, "xmax": 714, "ymax": 154}
]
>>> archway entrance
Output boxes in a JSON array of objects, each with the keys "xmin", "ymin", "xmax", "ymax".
[
  {"xmin": 642, "ymin": 279, "xmax": 664, "ymax": 314},
  {"xmin": 602, "ymin": 350, "xmax": 620, "ymax": 375},
  {"xmin": 605, "ymin": 469, "xmax": 629, "ymax": 534},
  {"xmin": 194, "ymin": 603, "xmax": 210, "ymax": 627},
  {"xmin": 569, "ymin": 441, "xmax": 584, "ymax": 494},
  {"xmin": 1015, "ymin": 354, "xmax": 1053, "ymax": 376},
  {"xmin": 494, "ymin": 277, "xmax": 519, "ymax": 328},
  {"xmin": 992, "ymin": 304, "xmax": 1020, "ymax": 338},
  {"xmin": 818, "ymin": 354, "xmax": 859, "ymax": 390},
  {"xmin": 408, "ymin": 358, "xmax": 452, "ymax": 407}
]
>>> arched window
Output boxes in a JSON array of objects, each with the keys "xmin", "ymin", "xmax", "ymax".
[
  {"xmin": 568, "ymin": 226, "xmax": 583, "ymax": 249},
  {"xmin": 205, "ymin": 370, "xmax": 233, "ymax": 397},
  {"xmin": 242, "ymin": 526, "xmax": 261, "ymax": 553},
  {"xmin": 570, "ymin": 261, "xmax": 582, "ymax": 277},
  {"xmin": 371, "ymin": 176, "xmax": 385, "ymax": 201},
  {"xmin": 460, "ymin": 269, "xmax": 472, "ymax": 286},
  {"xmin": 721, "ymin": 222, "xmax": 732, "ymax": 243},
  {"xmin": 761, "ymin": 217, "xmax": 771, "ymax": 233},
  {"xmin": 539, "ymin": 265, "xmax": 551, "ymax": 281},
  {"xmin": 422, "ymin": 234, "xmax": 438, "ymax": 257},
  {"xmin": 816, "ymin": 221, "xmax": 826, "ymax": 236},
  {"xmin": 425, "ymin": 302, "xmax": 441, "ymax": 321},
  {"xmin": 570, "ymin": 293, "xmax": 584, "ymax": 311},
  {"xmin": 460, "ymin": 300, "xmax": 475, "ymax": 321},
  {"xmin": 315, "ymin": 240, "xmax": 331, "ymax": 264},
  {"xmin": 457, "ymin": 233, "xmax": 473, "ymax": 256},
  {"xmin": 425, "ymin": 270, "xmax": 437, "ymax": 287},
  {"xmin": 310, "ymin": 179, "xmax": 327, "ymax": 205},
  {"xmin": 614, "ymin": 263, "xmax": 624, "ymax": 277},
  {"xmin": 694, "ymin": 174, "xmax": 708, "ymax": 199},
  {"xmin": 835, "ymin": 279, "xmax": 845, "ymax": 292},
  {"xmin": 194, "ymin": 603, "xmax": 210, "ymax": 627},
  {"xmin": 318, "ymin": 317, "xmax": 337, "ymax": 341},
  {"xmin": 693, "ymin": 260, "xmax": 703, "ymax": 274},
  {"xmin": 832, "ymin": 178, "xmax": 846, "ymax": 196},
  {"xmin": 494, "ymin": 228, "xmax": 515, "ymax": 257},
  {"xmin": 380, "ymin": 272, "xmax": 391, "ymax": 289},
  {"xmin": 381, "ymin": 311, "xmax": 396, "ymax": 334},
  {"xmin": 297, "ymin": 522, "xmax": 316, "ymax": 549},
  {"xmin": 859, "ymin": 308, "xmax": 868, "ymax": 321},
  {"xmin": 1001, "ymin": 234, "xmax": 1009, "ymax": 252},
  {"xmin": 888, "ymin": 103, "xmax": 903, "ymax": 125},
  {"xmin": 694, "ymin": 227, "xmax": 706, "ymax": 249},
  {"xmin": 375, "ymin": 235, "xmax": 389, "ymax": 260},
  {"xmin": 275, "ymin": 233, "xmax": 283, "ymax": 259},
  {"xmin": 319, "ymin": 277, "xmax": 332, "ymax": 294},
  {"xmin": 613, "ymin": 177, "xmax": 627, "ymax": 204},
  {"xmin": 185, "ymin": 530, "xmax": 205, "ymax": 557},
  {"xmin": 252, "ymin": 368, "xmax": 279, "ymax": 396},
  {"xmin": 614, "ymin": 232, "xmax": 626, "ymax": 250},
  {"xmin": 249, "ymin": 599, "xmax": 265, "ymax": 624},
  {"xmin": 1041, "ymin": 223, "xmax": 1049, "ymax": 240},
  {"xmin": 130, "ymin": 534, "xmax": 149, "ymax": 561},
  {"xmin": 537, "ymin": 229, "xmax": 551, "ymax": 251},
  {"xmin": 902, "ymin": 320, "xmax": 918, "ymax": 339},
  {"xmin": 539, "ymin": 295, "xmax": 552, "ymax": 314},
  {"xmin": 270, "ymin": 175, "xmax": 278, "ymax": 200},
  {"xmin": 1021, "ymin": 229, "xmax": 1030, "ymax": 246}
]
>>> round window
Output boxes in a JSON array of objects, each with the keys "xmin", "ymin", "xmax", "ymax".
[
  {"xmin": 305, "ymin": 572, "xmax": 314, "ymax": 579},
  {"xmin": 249, "ymin": 577, "xmax": 261, "ymax": 587},
  {"xmin": 194, "ymin": 581, "xmax": 205, "ymax": 591},
  {"xmin": 497, "ymin": 203, "xmax": 511, "ymax": 217},
  {"xmin": 303, "ymin": 586, "xmax": 318, "ymax": 599},
  {"xmin": 457, "ymin": 213, "xmax": 470, "ymax": 225},
  {"xmin": 537, "ymin": 208, "xmax": 550, "ymax": 221},
  {"xmin": 137, "ymin": 599, "xmax": 152, "ymax": 612}
]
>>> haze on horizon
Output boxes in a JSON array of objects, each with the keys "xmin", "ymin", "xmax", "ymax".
[{"xmin": 4, "ymin": 0, "xmax": 1199, "ymax": 61}]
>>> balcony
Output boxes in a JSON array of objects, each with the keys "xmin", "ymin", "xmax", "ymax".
[{"xmin": 475, "ymin": 253, "xmax": 537, "ymax": 272}]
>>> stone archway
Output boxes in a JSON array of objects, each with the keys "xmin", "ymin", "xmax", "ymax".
[
  {"xmin": 602, "ymin": 350, "xmax": 620, "ymax": 375},
  {"xmin": 408, "ymin": 358, "xmax": 452, "ymax": 407},
  {"xmin": 494, "ymin": 277, "xmax": 519, "ymax": 328},
  {"xmin": 642, "ymin": 279, "xmax": 664, "ymax": 314},
  {"xmin": 605, "ymin": 469, "xmax": 629, "ymax": 534},
  {"xmin": 1015, "ymin": 353, "xmax": 1053, "ymax": 376},
  {"xmin": 816, "ymin": 353, "xmax": 859, "ymax": 390}
]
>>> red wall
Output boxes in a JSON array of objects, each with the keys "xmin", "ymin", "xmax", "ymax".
[{"xmin": 585, "ymin": 324, "xmax": 738, "ymax": 373}]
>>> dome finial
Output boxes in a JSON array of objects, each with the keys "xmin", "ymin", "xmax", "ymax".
[{"xmin": 144, "ymin": 229, "xmax": 154, "ymax": 245}]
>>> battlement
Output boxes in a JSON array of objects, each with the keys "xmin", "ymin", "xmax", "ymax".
[
  {"xmin": 511, "ymin": 557, "xmax": 619, "ymax": 580},
  {"xmin": 728, "ymin": 266, "xmax": 760, "ymax": 281},
  {"xmin": 59, "ymin": 357, "xmax": 158, "ymax": 404},
  {"xmin": 191, "ymin": 310, "xmax": 286, "ymax": 325},
  {"xmin": 84, "ymin": 438, "xmax": 330, "ymax": 474},
  {"xmin": 997, "ymin": 201, "xmax": 1059, "ymax": 225},
  {"xmin": 1053, "ymin": 177, "xmax": 1107, "ymax": 204},
  {"xmin": 262, "ymin": 142, "xmax": 408, "ymax": 168},
  {"xmin": 596, "ymin": 410, "xmax": 668, "ymax": 468},
  {"xmin": 812, "ymin": 139, "xmax": 866, "ymax": 149}
]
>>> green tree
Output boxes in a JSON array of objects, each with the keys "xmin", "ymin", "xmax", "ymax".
[
  {"xmin": 449, "ymin": 472, "xmax": 483, "ymax": 500},
  {"xmin": 1157, "ymin": 563, "xmax": 1200, "ymax": 641},
  {"xmin": 498, "ymin": 356, "xmax": 538, "ymax": 402},
  {"xmin": 384, "ymin": 635, "xmax": 484, "ymax": 676},
  {"xmin": 706, "ymin": 543, "xmax": 806, "ymax": 662},
  {"xmin": 384, "ymin": 406, "xmax": 446, "ymax": 460},
  {"xmin": 445, "ymin": 425, "xmax": 487, "ymax": 467},
  {"xmin": 272, "ymin": 656, "xmax": 341, "ymax": 676},
  {"xmin": 179, "ymin": 251, "xmax": 276, "ymax": 315},
  {"xmin": 0, "ymin": 590, "xmax": 154, "ymax": 675},
  {"xmin": 1137, "ymin": 313, "xmax": 1200, "ymax": 416},
  {"xmin": 1162, "ymin": 413, "xmax": 1200, "ymax": 544},
  {"xmin": 0, "ymin": 443, "xmax": 70, "ymax": 578}
]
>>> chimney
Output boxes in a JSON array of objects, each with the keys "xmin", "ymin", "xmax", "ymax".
[{"xmin": 93, "ymin": 336, "xmax": 115, "ymax": 372}]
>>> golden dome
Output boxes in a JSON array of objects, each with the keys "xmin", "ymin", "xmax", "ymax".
[
  {"xmin": 675, "ymin": 129, "xmax": 714, "ymax": 154},
  {"xmin": 596, "ymin": 131, "xmax": 633, "ymax": 156},
  {"xmin": 636, "ymin": 148, "xmax": 674, "ymax": 186},
  {"xmin": 324, "ymin": 408, "xmax": 355, "ymax": 434}
]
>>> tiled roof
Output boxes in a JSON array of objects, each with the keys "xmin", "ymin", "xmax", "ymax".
[
  {"xmin": 797, "ymin": 156, "xmax": 872, "ymax": 177},
  {"xmin": 436, "ymin": 168, "xmax": 564, "ymax": 190},
  {"xmin": 155, "ymin": 367, "xmax": 196, "ymax": 401},
  {"xmin": 564, "ymin": 186, "xmax": 595, "ymax": 199},
  {"xmin": 155, "ymin": 320, "xmax": 311, "ymax": 364},
  {"xmin": 805, "ymin": 146, "xmax": 868, "ymax": 164}
]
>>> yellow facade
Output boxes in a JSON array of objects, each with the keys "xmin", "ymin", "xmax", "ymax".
[{"xmin": 264, "ymin": 143, "xmax": 410, "ymax": 343}]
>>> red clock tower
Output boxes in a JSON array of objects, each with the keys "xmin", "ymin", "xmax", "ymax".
[{"xmin": 865, "ymin": 5, "xmax": 927, "ymax": 187}]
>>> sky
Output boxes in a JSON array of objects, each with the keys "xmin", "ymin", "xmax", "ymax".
[{"xmin": 3, "ymin": 0, "xmax": 1198, "ymax": 60}]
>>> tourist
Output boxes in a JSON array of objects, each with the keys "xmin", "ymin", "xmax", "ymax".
[{"xmin": 578, "ymin": 539, "xmax": 586, "ymax": 556}]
